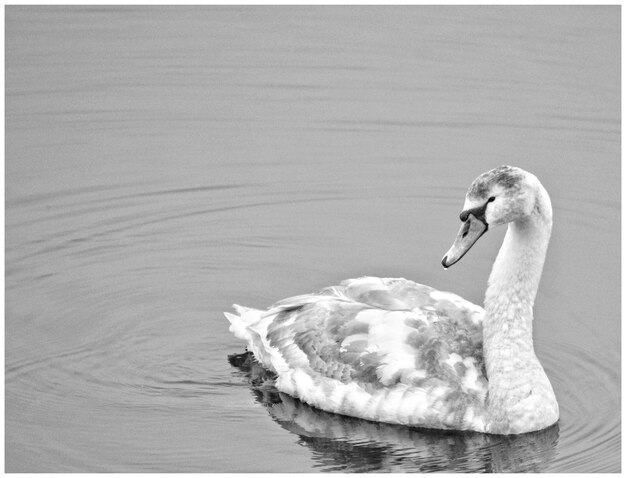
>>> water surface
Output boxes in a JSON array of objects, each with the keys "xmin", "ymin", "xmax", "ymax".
[{"xmin": 5, "ymin": 5, "xmax": 620, "ymax": 472}]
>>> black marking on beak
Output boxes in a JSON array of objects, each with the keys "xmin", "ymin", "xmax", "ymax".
[
  {"xmin": 441, "ymin": 198, "xmax": 494, "ymax": 269},
  {"xmin": 460, "ymin": 200, "xmax": 490, "ymax": 228}
]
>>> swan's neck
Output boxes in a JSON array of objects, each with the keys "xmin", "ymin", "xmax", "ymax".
[{"xmin": 482, "ymin": 187, "xmax": 559, "ymax": 433}]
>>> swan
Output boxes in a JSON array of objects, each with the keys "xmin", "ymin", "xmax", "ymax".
[{"xmin": 225, "ymin": 165, "xmax": 559, "ymax": 435}]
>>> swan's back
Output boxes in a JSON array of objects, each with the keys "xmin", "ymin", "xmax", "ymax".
[{"xmin": 226, "ymin": 277, "xmax": 490, "ymax": 431}]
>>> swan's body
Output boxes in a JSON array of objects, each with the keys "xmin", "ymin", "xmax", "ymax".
[{"xmin": 225, "ymin": 166, "xmax": 559, "ymax": 434}]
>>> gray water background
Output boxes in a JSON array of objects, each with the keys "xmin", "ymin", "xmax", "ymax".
[{"xmin": 5, "ymin": 5, "xmax": 620, "ymax": 472}]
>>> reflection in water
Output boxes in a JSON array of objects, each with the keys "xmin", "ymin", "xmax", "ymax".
[{"xmin": 228, "ymin": 352, "xmax": 559, "ymax": 473}]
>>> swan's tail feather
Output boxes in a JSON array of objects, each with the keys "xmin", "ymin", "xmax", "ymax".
[
  {"xmin": 224, "ymin": 304, "xmax": 261, "ymax": 340},
  {"xmin": 224, "ymin": 304, "xmax": 277, "ymax": 372}
]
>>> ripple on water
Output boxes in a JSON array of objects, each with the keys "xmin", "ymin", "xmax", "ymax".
[
  {"xmin": 539, "ymin": 340, "xmax": 620, "ymax": 472},
  {"xmin": 6, "ymin": 301, "xmax": 243, "ymax": 424}
]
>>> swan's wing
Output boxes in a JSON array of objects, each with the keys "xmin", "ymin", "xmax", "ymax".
[
  {"xmin": 229, "ymin": 277, "xmax": 489, "ymax": 430},
  {"xmin": 267, "ymin": 277, "xmax": 486, "ymax": 387}
]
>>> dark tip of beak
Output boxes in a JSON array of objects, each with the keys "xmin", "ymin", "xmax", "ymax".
[{"xmin": 441, "ymin": 255, "xmax": 448, "ymax": 269}]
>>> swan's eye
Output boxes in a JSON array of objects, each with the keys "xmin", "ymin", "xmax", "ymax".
[{"xmin": 487, "ymin": 196, "xmax": 496, "ymax": 203}]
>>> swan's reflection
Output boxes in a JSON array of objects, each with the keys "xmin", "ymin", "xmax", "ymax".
[{"xmin": 228, "ymin": 352, "xmax": 559, "ymax": 473}]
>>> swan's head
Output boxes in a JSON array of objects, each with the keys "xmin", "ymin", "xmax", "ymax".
[{"xmin": 441, "ymin": 165, "xmax": 545, "ymax": 268}]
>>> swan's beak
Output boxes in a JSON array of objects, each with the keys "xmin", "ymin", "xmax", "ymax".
[{"xmin": 441, "ymin": 214, "xmax": 488, "ymax": 268}]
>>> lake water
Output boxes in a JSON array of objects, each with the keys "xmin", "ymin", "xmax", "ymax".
[{"xmin": 5, "ymin": 5, "xmax": 620, "ymax": 472}]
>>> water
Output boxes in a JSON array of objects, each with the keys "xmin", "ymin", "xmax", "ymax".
[{"xmin": 5, "ymin": 5, "xmax": 620, "ymax": 472}]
